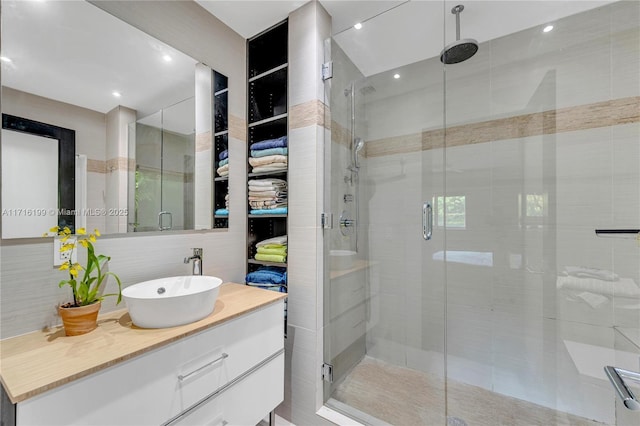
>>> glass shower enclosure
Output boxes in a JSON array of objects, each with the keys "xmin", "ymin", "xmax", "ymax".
[
  {"xmin": 323, "ymin": 1, "xmax": 640, "ymax": 425},
  {"xmin": 128, "ymin": 97, "xmax": 195, "ymax": 232}
]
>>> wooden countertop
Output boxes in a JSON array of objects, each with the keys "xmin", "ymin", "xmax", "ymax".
[{"xmin": 0, "ymin": 283, "xmax": 286, "ymax": 404}]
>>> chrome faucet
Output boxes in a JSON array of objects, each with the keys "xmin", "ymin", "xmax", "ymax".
[{"xmin": 184, "ymin": 248, "xmax": 203, "ymax": 275}]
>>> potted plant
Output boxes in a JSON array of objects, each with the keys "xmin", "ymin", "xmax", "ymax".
[{"xmin": 47, "ymin": 226, "xmax": 122, "ymax": 336}]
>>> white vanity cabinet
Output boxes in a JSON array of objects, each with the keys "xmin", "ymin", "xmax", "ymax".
[{"xmin": 15, "ymin": 300, "xmax": 285, "ymax": 426}]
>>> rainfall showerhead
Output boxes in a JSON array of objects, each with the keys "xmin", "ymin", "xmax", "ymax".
[{"xmin": 440, "ymin": 4, "xmax": 478, "ymax": 64}]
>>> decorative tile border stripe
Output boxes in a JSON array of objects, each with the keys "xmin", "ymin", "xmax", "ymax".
[
  {"xmin": 196, "ymin": 131, "xmax": 212, "ymax": 152},
  {"xmin": 331, "ymin": 119, "xmax": 351, "ymax": 147},
  {"xmin": 87, "ymin": 159, "xmax": 106, "ymax": 174},
  {"xmin": 364, "ymin": 96, "xmax": 640, "ymax": 158},
  {"xmin": 106, "ymin": 157, "xmax": 132, "ymax": 173},
  {"xmin": 229, "ymin": 114, "xmax": 246, "ymax": 142},
  {"xmin": 290, "ymin": 99, "xmax": 327, "ymax": 130},
  {"xmin": 87, "ymin": 158, "xmax": 135, "ymax": 174}
]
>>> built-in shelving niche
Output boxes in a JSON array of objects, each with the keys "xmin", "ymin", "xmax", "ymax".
[
  {"xmin": 246, "ymin": 20, "xmax": 289, "ymax": 335},
  {"xmin": 213, "ymin": 71, "xmax": 229, "ymax": 229}
]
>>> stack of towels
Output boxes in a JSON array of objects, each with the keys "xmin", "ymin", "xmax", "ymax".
[
  {"xmin": 249, "ymin": 178, "xmax": 288, "ymax": 214},
  {"xmin": 214, "ymin": 193, "xmax": 229, "ymax": 216},
  {"xmin": 254, "ymin": 235, "xmax": 287, "ymax": 264},
  {"xmin": 216, "ymin": 149, "xmax": 229, "ymax": 177},
  {"xmin": 245, "ymin": 266, "xmax": 287, "ymax": 293},
  {"xmin": 249, "ymin": 136, "xmax": 287, "ymax": 173}
]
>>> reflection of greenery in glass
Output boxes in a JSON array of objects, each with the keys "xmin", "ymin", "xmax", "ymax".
[
  {"xmin": 526, "ymin": 194, "xmax": 546, "ymax": 217},
  {"xmin": 435, "ymin": 195, "xmax": 466, "ymax": 228},
  {"xmin": 135, "ymin": 169, "xmax": 153, "ymax": 209}
]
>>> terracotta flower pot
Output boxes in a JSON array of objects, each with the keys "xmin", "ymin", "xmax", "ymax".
[{"xmin": 58, "ymin": 301, "xmax": 101, "ymax": 336}]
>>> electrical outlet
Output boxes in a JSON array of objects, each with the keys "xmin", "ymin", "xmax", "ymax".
[{"xmin": 53, "ymin": 237, "xmax": 77, "ymax": 267}]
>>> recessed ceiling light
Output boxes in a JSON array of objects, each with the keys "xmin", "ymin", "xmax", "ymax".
[
  {"xmin": 162, "ymin": 55, "xmax": 172, "ymax": 62},
  {"xmin": 543, "ymin": 25, "xmax": 554, "ymax": 33},
  {"xmin": 112, "ymin": 91, "xmax": 122, "ymax": 98},
  {"xmin": 0, "ymin": 56, "xmax": 12, "ymax": 63},
  {"xmin": 393, "ymin": 73, "xmax": 400, "ymax": 79},
  {"xmin": 354, "ymin": 23, "xmax": 363, "ymax": 30}
]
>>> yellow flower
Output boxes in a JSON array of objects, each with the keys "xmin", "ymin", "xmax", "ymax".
[
  {"xmin": 94, "ymin": 229, "xmax": 101, "ymax": 237},
  {"xmin": 61, "ymin": 243, "xmax": 75, "ymax": 252},
  {"xmin": 89, "ymin": 235, "xmax": 97, "ymax": 243},
  {"xmin": 58, "ymin": 263, "xmax": 69, "ymax": 271},
  {"xmin": 49, "ymin": 226, "xmax": 60, "ymax": 233},
  {"xmin": 61, "ymin": 234, "xmax": 70, "ymax": 242},
  {"xmin": 79, "ymin": 239, "xmax": 89, "ymax": 248},
  {"xmin": 68, "ymin": 263, "xmax": 82, "ymax": 277},
  {"xmin": 62, "ymin": 227, "xmax": 71, "ymax": 236},
  {"xmin": 42, "ymin": 232, "xmax": 49, "ymax": 237},
  {"xmin": 77, "ymin": 228, "xmax": 87, "ymax": 235}
]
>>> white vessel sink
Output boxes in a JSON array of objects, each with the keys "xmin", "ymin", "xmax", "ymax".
[
  {"xmin": 122, "ymin": 276, "xmax": 222, "ymax": 328},
  {"xmin": 330, "ymin": 250, "xmax": 357, "ymax": 271}
]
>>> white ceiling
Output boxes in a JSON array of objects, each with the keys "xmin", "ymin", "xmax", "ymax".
[
  {"xmin": 195, "ymin": 0, "xmax": 309, "ymax": 38},
  {"xmin": 1, "ymin": 0, "xmax": 197, "ymax": 123},
  {"xmin": 193, "ymin": 0, "xmax": 616, "ymax": 77},
  {"xmin": 331, "ymin": 0, "xmax": 617, "ymax": 76},
  {"xmin": 0, "ymin": 0, "xmax": 619, "ymax": 129}
]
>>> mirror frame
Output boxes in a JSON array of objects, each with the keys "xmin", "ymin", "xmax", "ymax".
[{"xmin": 2, "ymin": 113, "xmax": 76, "ymax": 233}]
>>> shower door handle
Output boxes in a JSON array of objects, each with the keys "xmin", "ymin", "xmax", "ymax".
[
  {"xmin": 158, "ymin": 211, "xmax": 173, "ymax": 231},
  {"xmin": 422, "ymin": 202, "xmax": 432, "ymax": 240},
  {"xmin": 604, "ymin": 366, "xmax": 640, "ymax": 410}
]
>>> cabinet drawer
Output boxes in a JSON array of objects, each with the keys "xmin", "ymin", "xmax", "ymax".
[
  {"xmin": 17, "ymin": 301, "xmax": 285, "ymax": 426},
  {"xmin": 172, "ymin": 352, "xmax": 284, "ymax": 426}
]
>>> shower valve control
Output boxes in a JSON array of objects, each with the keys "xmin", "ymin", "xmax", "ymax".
[{"xmin": 344, "ymin": 194, "xmax": 354, "ymax": 203}]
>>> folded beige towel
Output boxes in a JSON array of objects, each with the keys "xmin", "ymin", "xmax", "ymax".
[
  {"xmin": 249, "ymin": 155, "xmax": 288, "ymax": 167},
  {"xmin": 251, "ymin": 163, "xmax": 287, "ymax": 173},
  {"xmin": 216, "ymin": 163, "xmax": 229, "ymax": 176}
]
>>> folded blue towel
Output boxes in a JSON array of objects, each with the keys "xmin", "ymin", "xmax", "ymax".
[
  {"xmin": 250, "ymin": 136, "xmax": 287, "ymax": 151},
  {"xmin": 246, "ymin": 266, "xmax": 287, "ymax": 284},
  {"xmin": 214, "ymin": 209, "xmax": 229, "ymax": 216},
  {"xmin": 250, "ymin": 207, "xmax": 288, "ymax": 215},
  {"xmin": 251, "ymin": 147, "xmax": 288, "ymax": 158},
  {"xmin": 218, "ymin": 158, "xmax": 229, "ymax": 167},
  {"xmin": 246, "ymin": 283, "xmax": 287, "ymax": 293},
  {"xmin": 219, "ymin": 149, "xmax": 228, "ymax": 160}
]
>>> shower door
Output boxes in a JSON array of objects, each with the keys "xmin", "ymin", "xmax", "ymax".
[
  {"xmin": 322, "ymin": 33, "xmax": 448, "ymax": 424},
  {"xmin": 322, "ymin": 1, "xmax": 640, "ymax": 425},
  {"xmin": 130, "ymin": 98, "xmax": 195, "ymax": 232}
]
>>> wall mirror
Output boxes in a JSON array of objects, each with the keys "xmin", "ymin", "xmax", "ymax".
[{"xmin": 0, "ymin": 0, "xmax": 222, "ymax": 238}]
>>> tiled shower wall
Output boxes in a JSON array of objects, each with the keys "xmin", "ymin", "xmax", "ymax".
[{"xmin": 356, "ymin": 2, "xmax": 639, "ymax": 424}]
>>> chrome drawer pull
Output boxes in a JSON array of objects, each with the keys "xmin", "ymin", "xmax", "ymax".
[
  {"xmin": 163, "ymin": 349, "xmax": 284, "ymax": 426},
  {"xmin": 178, "ymin": 353, "xmax": 228, "ymax": 382}
]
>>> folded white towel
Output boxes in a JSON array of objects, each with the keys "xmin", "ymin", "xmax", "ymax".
[
  {"xmin": 256, "ymin": 235, "xmax": 287, "ymax": 247},
  {"xmin": 575, "ymin": 291, "xmax": 609, "ymax": 309},
  {"xmin": 564, "ymin": 266, "xmax": 619, "ymax": 282},
  {"xmin": 248, "ymin": 178, "xmax": 287, "ymax": 187},
  {"xmin": 248, "ymin": 185, "xmax": 288, "ymax": 192},
  {"xmin": 248, "ymin": 190, "xmax": 287, "ymax": 198},
  {"xmin": 557, "ymin": 275, "xmax": 640, "ymax": 298}
]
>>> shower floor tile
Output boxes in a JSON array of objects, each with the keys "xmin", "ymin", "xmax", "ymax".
[{"xmin": 331, "ymin": 356, "xmax": 607, "ymax": 426}]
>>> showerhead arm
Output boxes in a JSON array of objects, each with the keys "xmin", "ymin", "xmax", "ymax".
[
  {"xmin": 440, "ymin": 4, "xmax": 478, "ymax": 64},
  {"xmin": 453, "ymin": 4, "xmax": 463, "ymax": 41}
]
